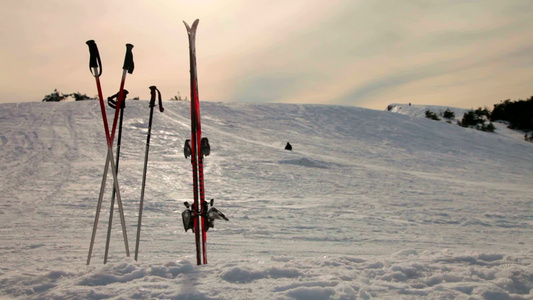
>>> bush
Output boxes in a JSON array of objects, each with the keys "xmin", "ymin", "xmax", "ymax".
[
  {"xmin": 170, "ymin": 91, "xmax": 188, "ymax": 101},
  {"xmin": 475, "ymin": 107, "xmax": 491, "ymax": 118},
  {"xmin": 458, "ymin": 110, "xmax": 482, "ymax": 127},
  {"xmin": 43, "ymin": 90, "xmax": 95, "ymax": 101},
  {"xmin": 459, "ymin": 109, "xmax": 495, "ymax": 133},
  {"xmin": 443, "ymin": 109, "xmax": 455, "ymax": 120},
  {"xmin": 491, "ymin": 96, "xmax": 533, "ymax": 131},
  {"xmin": 42, "ymin": 89, "xmax": 67, "ymax": 102},
  {"xmin": 71, "ymin": 92, "xmax": 92, "ymax": 101},
  {"xmin": 486, "ymin": 122, "xmax": 496, "ymax": 132},
  {"xmin": 478, "ymin": 122, "xmax": 495, "ymax": 132},
  {"xmin": 525, "ymin": 132, "xmax": 533, "ymax": 142},
  {"xmin": 425, "ymin": 110, "xmax": 440, "ymax": 121}
]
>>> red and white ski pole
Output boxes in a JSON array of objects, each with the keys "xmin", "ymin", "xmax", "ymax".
[{"xmin": 86, "ymin": 40, "xmax": 134, "ymax": 265}]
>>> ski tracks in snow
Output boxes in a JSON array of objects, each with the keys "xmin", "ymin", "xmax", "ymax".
[
  {"xmin": 0, "ymin": 102, "xmax": 86, "ymax": 270},
  {"xmin": 0, "ymin": 103, "xmax": 79, "ymax": 206}
]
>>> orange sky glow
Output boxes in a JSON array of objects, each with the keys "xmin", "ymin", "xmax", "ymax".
[{"xmin": 1, "ymin": 0, "xmax": 532, "ymax": 109}]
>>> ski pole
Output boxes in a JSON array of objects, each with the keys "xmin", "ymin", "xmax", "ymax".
[
  {"xmin": 134, "ymin": 86, "xmax": 164, "ymax": 261},
  {"xmin": 105, "ymin": 44, "xmax": 135, "ymax": 261},
  {"xmin": 103, "ymin": 90, "xmax": 128, "ymax": 264},
  {"xmin": 86, "ymin": 41, "xmax": 133, "ymax": 265},
  {"xmin": 86, "ymin": 40, "xmax": 118, "ymax": 265}
]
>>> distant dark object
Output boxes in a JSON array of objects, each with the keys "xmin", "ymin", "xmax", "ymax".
[
  {"xmin": 409, "ymin": 103, "xmax": 411, "ymax": 106},
  {"xmin": 285, "ymin": 142, "xmax": 292, "ymax": 151}
]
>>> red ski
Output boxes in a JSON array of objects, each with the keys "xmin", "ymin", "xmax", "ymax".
[
  {"xmin": 182, "ymin": 19, "xmax": 227, "ymax": 265},
  {"xmin": 184, "ymin": 19, "xmax": 205, "ymax": 265}
]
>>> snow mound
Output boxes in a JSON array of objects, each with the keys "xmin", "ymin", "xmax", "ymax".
[{"xmin": 1, "ymin": 251, "xmax": 530, "ymax": 299}]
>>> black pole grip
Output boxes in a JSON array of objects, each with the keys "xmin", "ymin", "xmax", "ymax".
[
  {"xmin": 149, "ymin": 86, "xmax": 164, "ymax": 112},
  {"xmin": 149, "ymin": 86, "xmax": 157, "ymax": 108},
  {"xmin": 108, "ymin": 90, "xmax": 128, "ymax": 109},
  {"xmin": 123, "ymin": 44, "xmax": 134, "ymax": 74},
  {"xmin": 86, "ymin": 40, "xmax": 102, "ymax": 77},
  {"xmin": 157, "ymin": 88, "xmax": 164, "ymax": 113}
]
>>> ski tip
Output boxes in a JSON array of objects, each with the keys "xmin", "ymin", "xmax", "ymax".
[
  {"xmin": 183, "ymin": 19, "xmax": 200, "ymax": 34},
  {"xmin": 183, "ymin": 20, "xmax": 191, "ymax": 31}
]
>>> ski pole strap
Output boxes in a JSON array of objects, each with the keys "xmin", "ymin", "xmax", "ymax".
[
  {"xmin": 123, "ymin": 44, "xmax": 134, "ymax": 74},
  {"xmin": 86, "ymin": 40, "xmax": 102, "ymax": 77},
  {"xmin": 149, "ymin": 86, "xmax": 165, "ymax": 112},
  {"xmin": 108, "ymin": 90, "xmax": 129, "ymax": 109}
]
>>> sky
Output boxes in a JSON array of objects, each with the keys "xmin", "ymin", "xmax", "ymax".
[{"xmin": 1, "ymin": 0, "xmax": 532, "ymax": 110}]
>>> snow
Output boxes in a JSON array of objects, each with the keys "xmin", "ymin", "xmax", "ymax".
[
  {"xmin": 387, "ymin": 103, "xmax": 471, "ymax": 120},
  {"xmin": 0, "ymin": 100, "xmax": 532, "ymax": 299},
  {"xmin": 388, "ymin": 103, "xmax": 531, "ymax": 143}
]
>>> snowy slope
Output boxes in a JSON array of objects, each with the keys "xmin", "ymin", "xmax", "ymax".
[
  {"xmin": 0, "ymin": 101, "xmax": 531, "ymax": 299},
  {"xmin": 387, "ymin": 103, "xmax": 470, "ymax": 120},
  {"xmin": 388, "ymin": 103, "xmax": 530, "ymax": 142}
]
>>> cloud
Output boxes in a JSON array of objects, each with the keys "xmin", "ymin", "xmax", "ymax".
[
  {"xmin": 0, "ymin": 0, "xmax": 532, "ymax": 109},
  {"xmin": 231, "ymin": 74, "xmax": 298, "ymax": 103},
  {"xmin": 223, "ymin": 0, "xmax": 533, "ymax": 108}
]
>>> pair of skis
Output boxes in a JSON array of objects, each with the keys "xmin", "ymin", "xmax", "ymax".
[
  {"xmin": 184, "ymin": 19, "xmax": 208, "ymax": 265},
  {"xmin": 182, "ymin": 19, "xmax": 228, "ymax": 266}
]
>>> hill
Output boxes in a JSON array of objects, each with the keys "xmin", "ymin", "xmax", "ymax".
[
  {"xmin": 0, "ymin": 101, "xmax": 532, "ymax": 299},
  {"xmin": 388, "ymin": 103, "xmax": 530, "ymax": 141},
  {"xmin": 387, "ymin": 103, "xmax": 469, "ymax": 120}
]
